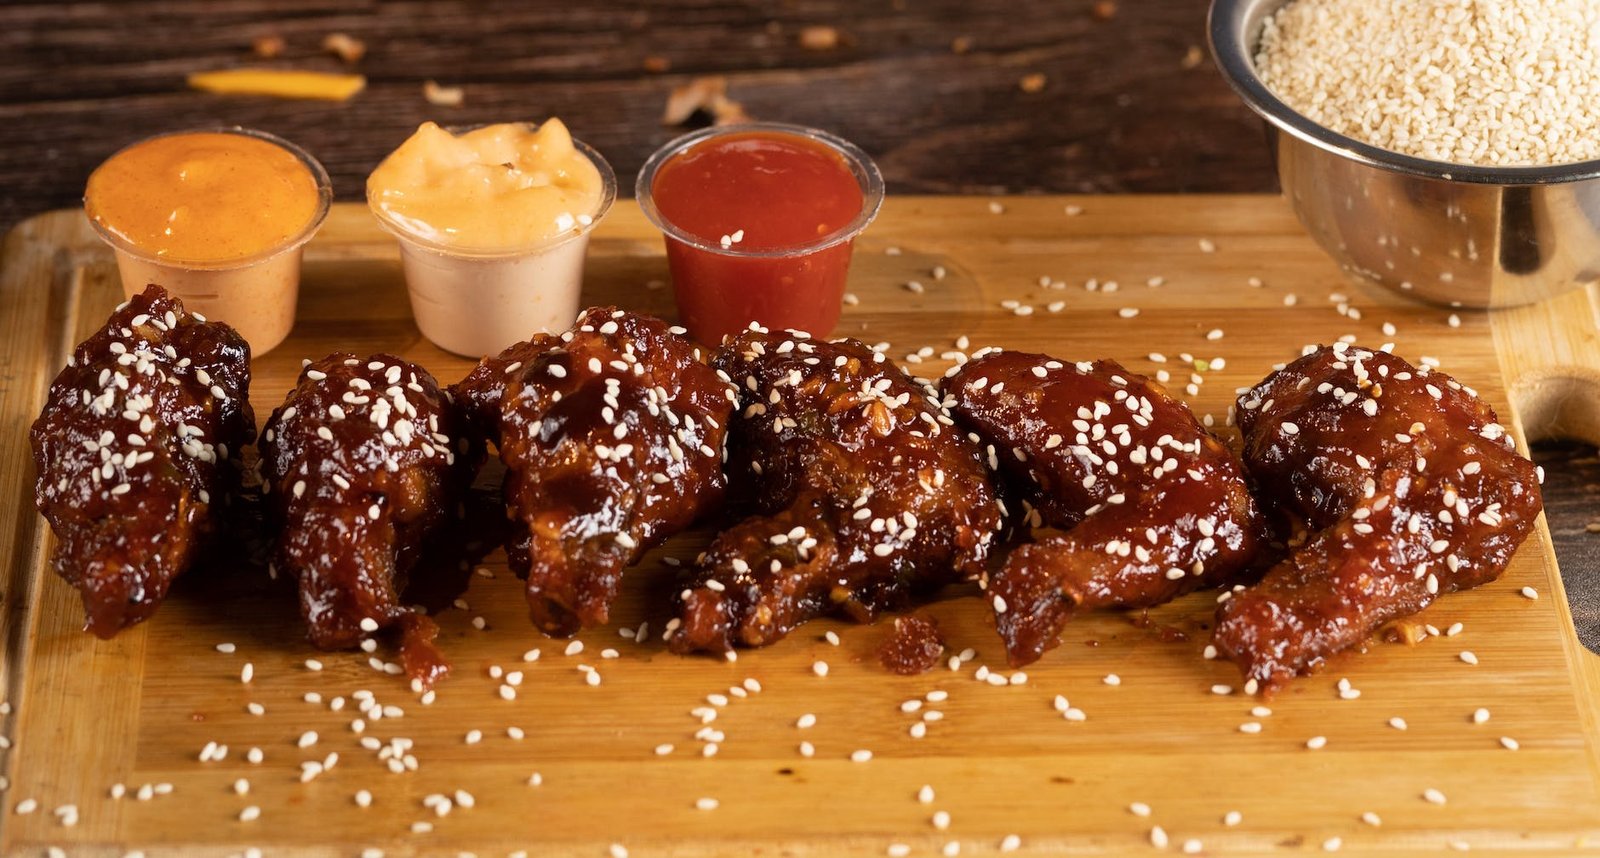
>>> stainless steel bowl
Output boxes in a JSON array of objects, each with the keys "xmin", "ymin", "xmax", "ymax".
[{"xmin": 1209, "ymin": 0, "xmax": 1600, "ymax": 309}]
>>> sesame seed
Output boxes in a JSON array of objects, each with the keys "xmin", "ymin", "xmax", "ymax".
[
  {"xmin": 1423, "ymin": 788, "xmax": 1448, "ymax": 805},
  {"xmin": 850, "ymin": 749, "xmax": 873, "ymax": 763},
  {"xmin": 1129, "ymin": 802, "xmax": 1152, "ymax": 817},
  {"xmin": 564, "ymin": 640, "xmax": 584, "ymax": 656},
  {"xmin": 1459, "ymin": 651, "xmax": 1479, "ymax": 665},
  {"xmin": 240, "ymin": 663, "xmax": 254, "ymax": 683},
  {"xmin": 813, "ymin": 661, "xmax": 830, "ymax": 677},
  {"xmin": 1361, "ymin": 811, "xmax": 1382, "ymax": 826},
  {"xmin": 239, "ymin": 805, "xmax": 261, "ymax": 822},
  {"xmin": 1150, "ymin": 825, "xmax": 1170, "ymax": 848},
  {"xmin": 1520, "ymin": 586, "xmax": 1539, "ymax": 600},
  {"xmin": 1000, "ymin": 834, "xmax": 1022, "ymax": 853},
  {"xmin": 1103, "ymin": 673, "xmax": 1121, "ymax": 686},
  {"xmin": 1239, "ymin": 721, "xmax": 1262, "ymax": 734},
  {"xmin": 1500, "ymin": 736, "xmax": 1520, "ymax": 751},
  {"xmin": 696, "ymin": 797, "xmax": 720, "ymax": 811},
  {"xmin": 1323, "ymin": 836, "xmax": 1342, "ymax": 852},
  {"xmin": 1306, "ymin": 735, "xmax": 1328, "ymax": 750},
  {"xmin": 918, "ymin": 785, "xmax": 936, "ymax": 804},
  {"xmin": 1224, "ymin": 811, "xmax": 1242, "ymax": 826},
  {"xmin": 1473, "ymin": 708, "xmax": 1491, "ymax": 724}
]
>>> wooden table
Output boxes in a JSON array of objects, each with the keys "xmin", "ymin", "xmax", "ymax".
[{"xmin": 1, "ymin": 0, "xmax": 1595, "ymax": 647}]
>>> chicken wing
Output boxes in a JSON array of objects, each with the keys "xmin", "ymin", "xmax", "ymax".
[
  {"xmin": 453, "ymin": 307, "xmax": 736, "ymax": 636},
  {"xmin": 30, "ymin": 284, "xmax": 255, "ymax": 637},
  {"xmin": 943, "ymin": 349, "xmax": 1266, "ymax": 666},
  {"xmin": 260, "ymin": 353, "xmax": 476, "ymax": 687},
  {"xmin": 1215, "ymin": 344, "xmax": 1543, "ymax": 690},
  {"xmin": 668, "ymin": 328, "xmax": 1003, "ymax": 654}
]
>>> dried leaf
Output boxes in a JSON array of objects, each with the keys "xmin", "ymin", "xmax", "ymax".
[
  {"xmin": 799, "ymin": 25, "xmax": 840, "ymax": 51},
  {"xmin": 251, "ymin": 35, "xmax": 285, "ymax": 59},
  {"xmin": 662, "ymin": 76, "xmax": 750, "ymax": 126},
  {"xmin": 423, "ymin": 80, "xmax": 464, "ymax": 107},
  {"xmin": 322, "ymin": 32, "xmax": 367, "ymax": 64}
]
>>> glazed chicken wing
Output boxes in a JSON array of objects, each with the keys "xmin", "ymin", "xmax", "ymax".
[
  {"xmin": 454, "ymin": 307, "xmax": 736, "ymax": 636},
  {"xmin": 260, "ymin": 353, "xmax": 476, "ymax": 686},
  {"xmin": 1215, "ymin": 344, "xmax": 1543, "ymax": 689},
  {"xmin": 668, "ymin": 328, "xmax": 1004, "ymax": 654},
  {"xmin": 943, "ymin": 350, "xmax": 1266, "ymax": 666},
  {"xmin": 30, "ymin": 284, "xmax": 255, "ymax": 637}
]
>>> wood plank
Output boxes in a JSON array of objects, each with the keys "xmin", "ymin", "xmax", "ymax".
[{"xmin": 1, "ymin": 197, "xmax": 1597, "ymax": 855}]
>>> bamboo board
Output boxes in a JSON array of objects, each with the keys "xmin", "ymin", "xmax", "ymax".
[{"xmin": 2, "ymin": 197, "xmax": 1599, "ymax": 857}]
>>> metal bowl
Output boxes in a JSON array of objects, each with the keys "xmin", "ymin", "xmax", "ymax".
[{"xmin": 1209, "ymin": 0, "xmax": 1600, "ymax": 309}]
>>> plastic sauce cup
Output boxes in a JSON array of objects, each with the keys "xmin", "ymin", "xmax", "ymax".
[
  {"xmin": 83, "ymin": 128, "xmax": 332, "ymax": 356},
  {"xmin": 636, "ymin": 123, "xmax": 885, "ymax": 345},
  {"xmin": 368, "ymin": 135, "xmax": 617, "ymax": 358}
]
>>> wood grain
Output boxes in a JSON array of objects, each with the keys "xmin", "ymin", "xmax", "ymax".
[{"xmin": 1, "ymin": 198, "xmax": 1598, "ymax": 855}]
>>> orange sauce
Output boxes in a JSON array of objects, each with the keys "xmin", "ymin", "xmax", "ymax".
[{"xmin": 85, "ymin": 131, "xmax": 321, "ymax": 265}]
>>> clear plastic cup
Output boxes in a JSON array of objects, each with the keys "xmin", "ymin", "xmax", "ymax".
[
  {"xmin": 636, "ymin": 122, "xmax": 885, "ymax": 344},
  {"xmin": 368, "ymin": 134, "xmax": 617, "ymax": 358},
  {"xmin": 84, "ymin": 128, "xmax": 332, "ymax": 356}
]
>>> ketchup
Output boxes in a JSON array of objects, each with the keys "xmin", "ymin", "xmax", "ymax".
[{"xmin": 646, "ymin": 128, "xmax": 874, "ymax": 344}]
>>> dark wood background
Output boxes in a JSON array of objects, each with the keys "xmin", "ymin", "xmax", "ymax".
[{"xmin": 1, "ymin": 0, "xmax": 1595, "ymax": 640}]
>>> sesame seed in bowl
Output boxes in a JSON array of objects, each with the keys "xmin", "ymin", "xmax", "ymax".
[{"xmin": 1210, "ymin": 0, "xmax": 1600, "ymax": 309}]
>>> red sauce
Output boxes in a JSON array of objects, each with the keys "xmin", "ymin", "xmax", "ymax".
[{"xmin": 649, "ymin": 130, "xmax": 867, "ymax": 343}]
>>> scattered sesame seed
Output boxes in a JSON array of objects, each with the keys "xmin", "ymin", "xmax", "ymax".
[
  {"xmin": 1129, "ymin": 802, "xmax": 1152, "ymax": 817},
  {"xmin": 1306, "ymin": 735, "xmax": 1328, "ymax": 750},
  {"xmin": 1423, "ymin": 788, "xmax": 1448, "ymax": 805},
  {"xmin": 850, "ymin": 749, "xmax": 873, "ymax": 763},
  {"xmin": 1103, "ymin": 673, "xmax": 1121, "ymax": 686},
  {"xmin": 812, "ymin": 661, "xmax": 830, "ymax": 677},
  {"xmin": 1150, "ymin": 825, "xmax": 1170, "ymax": 849}
]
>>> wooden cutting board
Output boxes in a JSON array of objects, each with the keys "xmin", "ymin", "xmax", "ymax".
[{"xmin": 2, "ymin": 198, "xmax": 1598, "ymax": 857}]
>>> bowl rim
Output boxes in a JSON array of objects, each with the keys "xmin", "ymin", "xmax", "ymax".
[{"xmin": 1207, "ymin": 0, "xmax": 1600, "ymax": 186}]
